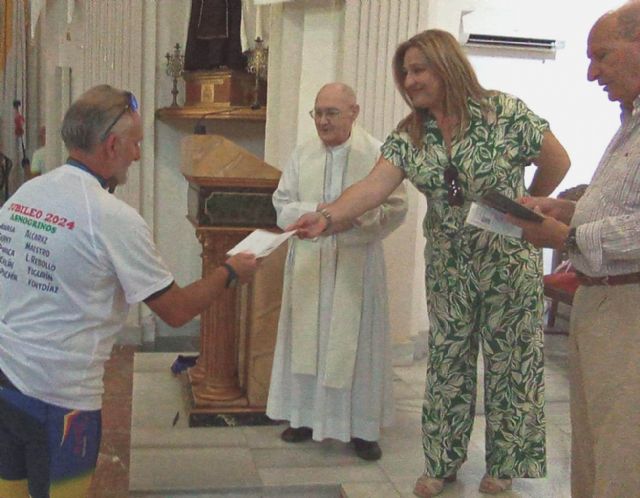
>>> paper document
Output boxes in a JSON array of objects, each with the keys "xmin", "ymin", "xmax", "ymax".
[
  {"xmin": 466, "ymin": 202, "xmax": 523, "ymax": 239},
  {"xmin": 226, "ymin": 229, "xmax": 296, "ymax": 258}
]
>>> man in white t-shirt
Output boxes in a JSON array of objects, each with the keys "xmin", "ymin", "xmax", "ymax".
[{"xmin": 0, "ymin": 85, "xmax": 258, "ymax": 498}]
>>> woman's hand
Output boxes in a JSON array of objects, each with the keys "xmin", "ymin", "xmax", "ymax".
[{"xmin": 286, "ymin": 212, "xmax": 328, "ymax": 239}]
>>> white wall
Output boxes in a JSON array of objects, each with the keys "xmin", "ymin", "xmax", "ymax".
[{"xmin": 465, "ymin": 0, "xmax": 623, "ymax": 191}]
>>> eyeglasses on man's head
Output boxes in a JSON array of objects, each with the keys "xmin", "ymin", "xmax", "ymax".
[
  {"xmin": 444, "ymin": 164, "xmax": 464, "ymax": 207},
  {"xmin": 101, "ymin": 91, "xmax": 139, "ymax": 141}
]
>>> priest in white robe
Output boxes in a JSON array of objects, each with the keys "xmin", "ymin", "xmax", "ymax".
[{"xmin": 266, "ymin": 83, "xmax": 407, "ymax": 460}]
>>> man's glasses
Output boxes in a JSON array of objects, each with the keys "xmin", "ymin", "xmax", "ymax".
[
  {"xmin": 444, "ymin": 164, "xmax": 464, "ymax": 207},
  {"xmin": 101, "ymin": 91, "xmax": 139, "ymax": 141},
  {"xmin": 309, "ymin": 108, "xmax": 342, "ymax": 121}
]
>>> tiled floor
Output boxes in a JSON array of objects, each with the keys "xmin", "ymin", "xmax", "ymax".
[{"xmin": 92, "ymin": 334, "xmax": 571, "ymax": 497}]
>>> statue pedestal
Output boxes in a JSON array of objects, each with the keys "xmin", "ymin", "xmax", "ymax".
[
  {"xmin": 181, "ymin": 135, "xmax": 283, "ymax": 426},
  {"xmin": 183, "ymin": 70, "xmax": 266, "ymax": 109}
]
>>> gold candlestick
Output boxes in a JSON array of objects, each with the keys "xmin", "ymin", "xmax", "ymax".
[
  {"xmin": 165, "ymin": 43, "xmax": 185, "ymax": 107},
  {"xmin": 246, "ymin": 37, "xmax": 268, "ymax": 110}
]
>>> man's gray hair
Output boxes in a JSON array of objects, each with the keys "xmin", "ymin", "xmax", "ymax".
[{"xmin": 61, "ymin": 84, "xmax": 131, "ymax": 152}]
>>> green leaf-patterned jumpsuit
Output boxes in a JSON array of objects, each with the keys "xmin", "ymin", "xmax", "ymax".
[{"xmin": 381, "ymin": 93, "xmax": 547, "ymax": 479}]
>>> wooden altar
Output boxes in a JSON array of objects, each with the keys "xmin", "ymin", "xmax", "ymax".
[{"xmin": 181, "ymin": 135, "xmax": 284, "ymax": 426}]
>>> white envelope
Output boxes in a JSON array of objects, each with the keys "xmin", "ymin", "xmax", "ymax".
[{"xmin": 226, "ymin": 229, "xmax": 297, "ymax": 258}]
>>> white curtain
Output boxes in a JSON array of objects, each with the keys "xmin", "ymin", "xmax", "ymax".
[
  {"xmin": 80, "ymin": 1, "xmax": 143, "ymax": 209},
  {"xmin": 341, "ymin": 0, "xmax": 430, "ymax": 140},
  {"xmin": 39, "ymin": 0, "xmax": 153, "ymax": 214}
]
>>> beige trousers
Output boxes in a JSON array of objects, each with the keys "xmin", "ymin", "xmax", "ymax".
[{"xmin": 569, "ymin": 283, "xmax": 640, "ymax": 498}]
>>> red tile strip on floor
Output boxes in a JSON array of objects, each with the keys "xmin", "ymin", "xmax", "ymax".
[{"xmin": 88, "ymin": 344, "xmax": 137, "ymax": 498}]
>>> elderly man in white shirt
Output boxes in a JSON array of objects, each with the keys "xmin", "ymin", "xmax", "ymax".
[
  {"xmin": 509, "ymin": 3, "xmax": 640, "ymax": 497},
  {"xmin": 266, "ymin": 83, "xmax": 407, "ymax": 461}
]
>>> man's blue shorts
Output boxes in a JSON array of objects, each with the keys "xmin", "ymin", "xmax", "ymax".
[{"xmin": 0, "ymin": 368, "xmax": 101, "ymax": 498}]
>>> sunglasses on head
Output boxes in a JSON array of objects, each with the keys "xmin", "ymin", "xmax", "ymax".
[
  {"xmin": 101, "ymin": 91, "xmax": 139, "ymax": 141},
  {"xmin": 444, "ymin": 164, "xmax": 464, "ymax": 207}
]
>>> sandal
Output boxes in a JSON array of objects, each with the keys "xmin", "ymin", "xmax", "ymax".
[
  {"xmin": 413, "ymin": 473, "xmax": 457, "ymax": 498},
  {"xmin": 479, "ymin": 474, "xmax": 512, "ymax": 494}
]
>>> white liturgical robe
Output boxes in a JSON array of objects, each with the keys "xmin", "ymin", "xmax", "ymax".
[{"xmin": 266, "ymin": 126, "xmax": 407, "ymax": 442}]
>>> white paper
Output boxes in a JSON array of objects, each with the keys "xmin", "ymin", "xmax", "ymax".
[
  {"xmin": 226, "ymin": 229, "xmax": 296, "ymax": 258},
  {"xmin": 465, "ymin": 202, "xmax": 523, "ymax": 238}
]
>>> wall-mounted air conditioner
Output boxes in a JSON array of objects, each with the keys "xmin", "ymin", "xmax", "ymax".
[{"xmin": 460, "ymin": 8, "xmax": 565, "ymax": 58}]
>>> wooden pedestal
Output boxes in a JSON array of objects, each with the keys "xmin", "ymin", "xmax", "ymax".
[
  {"xmin": 187, "ymin": 226, "xmax": 286, "ymax": 423},
  {"xmin": 180, "ymin": 135, "xmax": 282, "ymax": 425}
]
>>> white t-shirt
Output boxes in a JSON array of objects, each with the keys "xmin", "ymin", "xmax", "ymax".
[{"xmin": 0, "ymin": 164, "xmax": 174, "ymax": 410}]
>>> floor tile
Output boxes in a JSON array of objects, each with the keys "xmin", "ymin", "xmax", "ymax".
[
  {"xmin": 241, "ymin": 424, "xmax": 290, "ymax": 449},
  {"xmin": 251, "ymin": 443, "xmax": 369, "ymax": 469},
  {"xmin": 259, "ymin": 465, "xmax": 387, "ymax": 487},
  {"xmin": 129, "ymin": 447, "xmax": 260, "ymax": 492},
  {"xmin": 341, "ymin": 481, "xmax": 401, "ymax": 498},
  {"xmin": 131, "ymin": 426, "xmax": 247, "ymax": 448}
]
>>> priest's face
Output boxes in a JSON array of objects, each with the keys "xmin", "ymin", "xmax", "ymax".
[{"xmin": 313, "ymin": 86, "xmax": 359, "ymax": 147}]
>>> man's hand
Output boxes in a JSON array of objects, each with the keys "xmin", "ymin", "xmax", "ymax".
[
  {"xmin": 507, "ymin": 213, "xmax": 570, "ymax": 250},
  {"xmin": 286, "ymin": 212, "xmax": 328, "ymax": 239},
  {"xmin": 225, "ymin": 252, "xmax": 259, "ymax": 284},
  {"xmin": 518, "ymin": 196, "xmax": 575, "ymax": 225}
]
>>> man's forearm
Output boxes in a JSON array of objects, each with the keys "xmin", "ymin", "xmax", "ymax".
[{"xmin": 146, "ymin": 266, "xmax": 234, "ymax": 327}]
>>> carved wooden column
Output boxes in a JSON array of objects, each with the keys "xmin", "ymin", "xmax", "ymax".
[
  {"xmin": 188, "ymin": 229, "xmax": 247, "ymax": 401},
  {"xmin": 181, "ymin": 134, "xmax": 283, "ymax": 425}
]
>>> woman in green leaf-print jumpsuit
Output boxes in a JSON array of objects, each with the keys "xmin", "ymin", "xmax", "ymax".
[
  {"xmin": 382, "ymin": 32, "xmax": 570, "ymax": 496},
  {"xmin": 382, "ymin": 94, "xmax": 553, "ymax": 487},
  {"xmin": 289, "ymin": 30, "xmax": 570, "ymax": 497}
]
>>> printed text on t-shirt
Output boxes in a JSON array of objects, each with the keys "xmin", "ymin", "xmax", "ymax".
[{"xmin": 9, "ymin": 202, "xmax": 76, "ymax": 230}]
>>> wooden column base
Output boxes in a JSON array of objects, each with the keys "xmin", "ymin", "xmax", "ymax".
[{"xmin": 188, "ymin": 369, "xmax": 245, "ymax": 404}]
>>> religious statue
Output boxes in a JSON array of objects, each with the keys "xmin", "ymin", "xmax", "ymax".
[{"xmin": 184, "ymin": 0, "xmax": 246, "ymax": 71}]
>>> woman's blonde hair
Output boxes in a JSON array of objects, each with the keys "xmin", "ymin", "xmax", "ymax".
[{"xmin": 392, "ymin": 29, "xmax": 493, "ymax": 146}]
